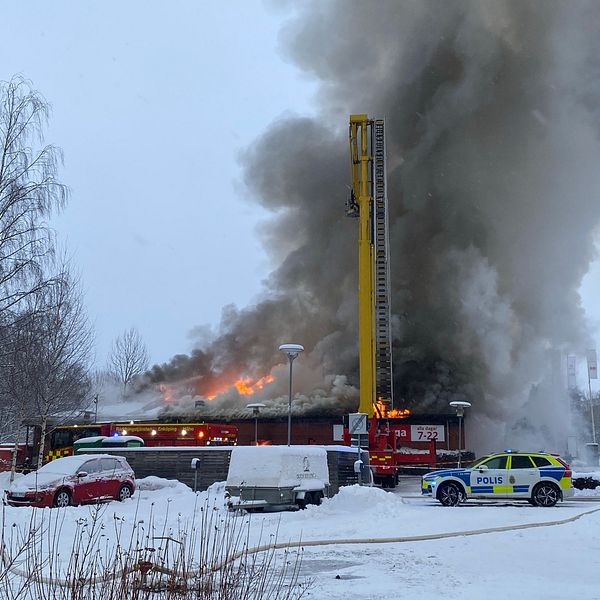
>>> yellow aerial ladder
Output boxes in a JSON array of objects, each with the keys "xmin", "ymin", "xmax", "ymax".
[{"xmin": 348, "ymin": 115, "xmax": 393, "ymax": 417}]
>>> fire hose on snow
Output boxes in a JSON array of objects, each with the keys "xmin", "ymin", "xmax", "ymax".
[{"xmin": 1, "ymin": 506, "xmax": 599, "ymax": 589}]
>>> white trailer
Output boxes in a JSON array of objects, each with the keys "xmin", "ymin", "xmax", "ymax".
[{"xmin": 226, "ymin": 446, "xmax": 330, "ymax": 511}]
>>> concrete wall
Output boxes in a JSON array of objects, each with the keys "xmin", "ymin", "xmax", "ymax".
[{"xmin": 82, "ymin": 446, "xmax": 367, "ymax": 494}]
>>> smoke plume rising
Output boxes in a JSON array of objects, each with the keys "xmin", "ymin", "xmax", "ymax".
[{"xmin": 148, "ymin": 1, "xmax": 600, "ymax": 452}]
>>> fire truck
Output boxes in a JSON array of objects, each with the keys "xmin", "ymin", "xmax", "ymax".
[
  {"xmin": 346, "ymin": 116, "xmax": 438, "ymax": 487},
  {"xmin": 343, "ymin": 411, "xmax": 439, "ymax": 487},
  {"xmin": 40, "ymin": 421, "xmax": 238, "ymax": 463}
]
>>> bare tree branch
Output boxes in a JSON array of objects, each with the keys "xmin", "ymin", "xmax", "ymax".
[
  {"xmin": 0, "ymin": 76, "xmax": 68, "ymax": 318},
  {"xmin": 109, "ymin": 328, "xmax": 150, "ymax": 398},
  {"xmin": 0, "ymin": 269, "xmax": 93, "ymax": 465}
]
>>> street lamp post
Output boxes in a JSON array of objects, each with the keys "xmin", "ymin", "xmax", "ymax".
[
  {"xmin": 279, "ymin": 344, "xmax": 304, "ymax": 446},
  {"xmin": 246, "ymin": 403, "xmax": 266, "ymax": 446},
  {"xmin": 449, "ymin": 401, "xmax": 471, "ymax": 468}
]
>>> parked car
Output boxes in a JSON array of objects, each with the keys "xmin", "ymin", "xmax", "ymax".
[
  {"xmin": 6, "ymin": 454, "xmax": 135, "ymax": 508},
  {"xmin": 422, "ymin": 451, "xmax": 574, "ymax": 507}
]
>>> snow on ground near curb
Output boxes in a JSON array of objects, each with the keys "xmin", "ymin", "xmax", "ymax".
[
  {"xmin": 1, "ymin": 479, "xmax": 593, "ymax": 548},
  {"xmin": 574, "ymin": 487, "xmax": 600, "ymax": 497},
  {"xmin": 261, "ymin": 484, "xmax": 594, "ymax": 544},
  {"xmin": 249, "ymin": 481, "xmax": 590, "ymax": 543},
  {"xmin": 297, "ymin": 510, "xmax": 600, "ymax": 600},
  {"xmin": 1, "ymin": 478, "xmax": 599, "ymax": 598}
]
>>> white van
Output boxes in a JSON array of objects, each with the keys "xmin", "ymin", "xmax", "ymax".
[{"xmin": 226, "ymin": 446, "xmax": 330, "ymax": 511}]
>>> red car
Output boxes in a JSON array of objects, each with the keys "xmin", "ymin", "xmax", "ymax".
[{"xmin": 6, "ymin": 454, "xmax": 135, "ymax": 508}]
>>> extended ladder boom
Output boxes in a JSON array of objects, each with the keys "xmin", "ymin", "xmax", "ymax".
[
  {"xmin": 373, "ymin": 119, "xmax": 394, "ymax": 408},
  {"xmin": 348, "ymin": 115, "xmax": 394, "ymax": 416}
]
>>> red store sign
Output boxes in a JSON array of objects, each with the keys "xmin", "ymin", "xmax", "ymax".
[{"xmin": 395, "ymin": 424, "xmax": 445, "ymax": 442}]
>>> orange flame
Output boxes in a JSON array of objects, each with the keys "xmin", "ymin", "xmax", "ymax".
[
  {"xmin": 159, "ymin": 384, "xmax": 173, "ymax": 402},
  {"xmin": 206, "ymin": 374, "xmax": 275, "ymax": 400},
  {"xmin": 375, "ymin": 399, "xmax": 410, "ymax": 418},
  {"xmin": 235, "ymin": 374, "xmax": 274, "ymax": 396},
  {"xmin": 386, "ymin": 407, "xmax": 411, "ymax": 418}
]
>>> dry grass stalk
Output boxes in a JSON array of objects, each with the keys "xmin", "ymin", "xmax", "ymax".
[{"xmin": 0, "ymin": 494, "xmax": 311, "ymax": 599}]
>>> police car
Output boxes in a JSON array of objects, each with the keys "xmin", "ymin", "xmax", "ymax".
[{"xmin": 421, "ymin": 451, "xmax": 574, "ymax": 507}]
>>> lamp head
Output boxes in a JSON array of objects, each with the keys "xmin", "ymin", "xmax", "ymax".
[
  {"xmin": 449, "ymin": 400, "xmax": 472, "ymax": 417},
  {"xmin": 279, "ymin": 343, "xmax": 304, "ymax": 359},
  {"xmin": 246, "ymin": 402, "xmax": 266, "ymax": 415}
]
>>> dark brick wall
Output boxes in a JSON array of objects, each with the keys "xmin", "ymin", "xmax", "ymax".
[{"xmin": 223, "ymin": 415, "xmax": 466, "ymax": 450}]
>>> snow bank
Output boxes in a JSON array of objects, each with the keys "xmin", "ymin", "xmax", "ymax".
[
  {"xmin": 318, "ymin": 484, "xmax": 406, "ymax": 515},
  {"xmin": 573, "ymin": 470, "xmax": 600, "ymax": 479},
  {"xmin": 572, "ymin": 471, "xmax": 600, "ymax": 495},
  {"xmin": 574, "ymin": 487, "xmax": 600, "ymax": 497},
  {"xmin": 136, "ymin": 476, "xmax": 192, "ymax": 493},
  {"xmin": 134, "ymin": 478, "xmax": 226, "ymax": 506}
]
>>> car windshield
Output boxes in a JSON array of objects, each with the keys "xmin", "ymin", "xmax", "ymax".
[{"xmin": 470, "ymin": 455, "xmax": 491, "ymax": 468}]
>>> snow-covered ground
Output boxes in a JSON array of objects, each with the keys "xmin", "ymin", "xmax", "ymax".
[{"xmin": 1, "ymin": 476, "xmax": 599, "ymax": 598}]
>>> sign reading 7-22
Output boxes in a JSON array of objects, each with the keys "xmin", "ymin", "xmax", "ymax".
[{"xmin": 410, "ymin": 425, "xmax": 445, "ymax": 442}]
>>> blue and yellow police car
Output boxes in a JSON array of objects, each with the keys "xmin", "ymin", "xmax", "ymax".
[{"xmin": 422, "ymin": 451, "xmax": 574, "ymax": 506}]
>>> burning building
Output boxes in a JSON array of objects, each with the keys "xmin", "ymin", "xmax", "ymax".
[{"xmin": 141, "ymin": 1, "xmax": 600, "ymax": 454}]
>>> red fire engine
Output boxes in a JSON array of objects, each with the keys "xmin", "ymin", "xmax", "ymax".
[
  {"xmin": 344, "ymin": 414, "xmax": 438, "ymax": 487},
  {"xmin": 42, "ymin": 421, "xmax": 238, "ymax": 462}
]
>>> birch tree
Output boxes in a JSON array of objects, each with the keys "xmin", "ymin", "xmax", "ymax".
[
  {"xmin": 109, "ymin": 328, "xmax": 149, "ymax": 397},
  {"xmin": 6, "ymin": 272, "xmax": 94, "ymax": 466},
  {"xmin": 0, "ymin": 76, "xmax": 70, "ymax": 468},
  {"xmin": 0, "ymin": 76, "xmax": 68, "ymax": 318}
]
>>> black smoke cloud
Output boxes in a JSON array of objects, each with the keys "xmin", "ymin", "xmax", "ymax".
[{"xmin": 148, "ymin": 1, "xmax": 600, "ymax": 451}]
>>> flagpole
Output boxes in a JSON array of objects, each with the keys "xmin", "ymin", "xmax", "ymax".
[
  {"xmin": 587, "ymin": 349, "xmax": 597, "ymax": 445},
  {"xmin": 589, "ymin": 371, "xmax": 597, "ymax": 444}
]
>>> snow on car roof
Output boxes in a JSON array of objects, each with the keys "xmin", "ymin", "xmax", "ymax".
[
  {"xmin": 104, "ymin": 435, "xmax": 144, "ymax": 443},
  {"xmin": 37, "ymin": 454, "xmax": 121, "ymax": 474},
  {"xmin": 74, "ymin": 435, "xmax": 144, "ymax": 445}
]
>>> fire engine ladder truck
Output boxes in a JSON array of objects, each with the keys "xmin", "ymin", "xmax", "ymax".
[
  {"xmin": 348, "ymin": 122, "xmax": 438, "ymax": 485},
  {"xmin": 373, "ymin": 120, "xmax": 394, "ymax": 409},
  {"xmin": 347, "ymin": 115, "xmax": 394, "ymax": 417}
]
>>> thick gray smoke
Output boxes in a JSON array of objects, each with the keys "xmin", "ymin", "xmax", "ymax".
[{"xmin": 149, "ymin": 1, "xmax": 600, "ymax": 452}]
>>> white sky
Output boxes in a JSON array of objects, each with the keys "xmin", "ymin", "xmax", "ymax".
[
  {"xmin": 2, "ymin": 0, "xmax": 600, "ymax": 387},
  {"xmin": 0, "ymin": 1, "xmax": 315, "ymax": 367}
]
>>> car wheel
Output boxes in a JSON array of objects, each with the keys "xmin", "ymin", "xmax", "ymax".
[
  {"xmin": 53, "ymin": 489, "xmax": 71, "ymax": 508},
  {"xmin": 117, "ymin": 485, "xmax": 132, "ymax": 502},
  {"xmin": 437, "ymin": 482, "xmax": 462, "ymax": 507},
  {"xmin": 531, "ymin": 482, "xmax": 560, "ymax": 507}
]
